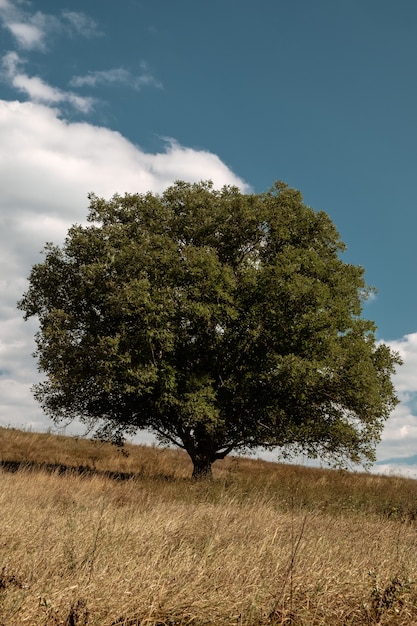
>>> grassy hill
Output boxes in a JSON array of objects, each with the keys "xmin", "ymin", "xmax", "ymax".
[{"xmin": 1, "ymin": 426, "xmax": 417, "ymax": 625}]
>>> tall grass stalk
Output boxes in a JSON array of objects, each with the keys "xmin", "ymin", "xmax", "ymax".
[{"xmin": 1, "ymin": 426, "xmax": 417, "ymax": 624}]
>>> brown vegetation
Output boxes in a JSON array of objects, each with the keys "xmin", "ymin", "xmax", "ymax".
[{"xmin": 1, "ymin": 426, "xmax": 417, "ymax": 625}]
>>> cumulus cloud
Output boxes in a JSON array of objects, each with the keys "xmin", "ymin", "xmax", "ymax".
[
  {"xmin": 70, "ymin": 63, "xmax": 162, "ymax": 91},
  {"xmin": 382, "ymin": 333, "xmax": 417, "ymax": 394},
  {"xmin": 1, "ymin": 51, "xmax": 95, "ymax": 112},
  {"xmin": 0, "ymin": 98, "xmax": 249, "ymax": 432},
  {"xmin": 367, "ymin": 332, "xmax": 417, "ymax": 474}
]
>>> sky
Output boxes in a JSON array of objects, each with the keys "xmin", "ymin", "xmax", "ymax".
[{"xmin": 1, "ymin": 0, "xmax": 417, "ymax": 475}]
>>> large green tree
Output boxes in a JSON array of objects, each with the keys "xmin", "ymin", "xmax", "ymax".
[{"xmin": 18, "ymin": 181, "xmax": 400, "ymax": 477}]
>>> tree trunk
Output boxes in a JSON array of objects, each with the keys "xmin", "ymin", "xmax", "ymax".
[{"xmin": 191, "ymin": 455, "xmax": 213, "ymax": 480}]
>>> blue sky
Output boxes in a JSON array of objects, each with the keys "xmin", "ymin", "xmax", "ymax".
[{"xmin": 1, "ymin": 0, "xmax": 417, "ymax": 474}]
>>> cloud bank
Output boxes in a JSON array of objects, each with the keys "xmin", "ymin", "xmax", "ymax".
[{"xmin": 372, "ymin": 333, "xmax": 417, "ymax": 476}]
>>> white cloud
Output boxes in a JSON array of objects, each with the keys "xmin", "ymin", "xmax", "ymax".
[
  {"xmin": 61, "ymin": 11, "xmax": 102, "ymax": 38},
  {"xmin": 0, "ymin": 3, "xmax": 56, "ymax": 51},
  {"xmin": 70, "ymin": 64, "xmax": 162, "ymax": 91},
  {"xmin": 0, "ymin": 98, "xmax": 249, "ymax": 432},
  {"xmin": 367, "ymin": 332, "xmax": 417, "ymax": 474},
  {"xmin": 70, "ymin": 68, "xmax": 130, "ymax": 88},
  {"xmin": 7, "ymin": 21, "xmax": 44, "ymax": 49},
  {"xmin": 370, "ymin": 464, "xmax": 417, "ymax": 479},
  {"xmin": 150, "ymin": 138, "xmax": 247, "ymax": 184},
  {"xmin": 0, "ymin": 4, "xmax": 150, "ymax": 113},
  {"xmin": 0, "ymin": 2, "xmax": 100, "ymax": 50},
  {"xmin": 1, "ymin": 51, "xmax": 95, "ymax": 112},
  {"xmin": 382, "ymin": 332, "xmax": 417, "ymax": 393}
]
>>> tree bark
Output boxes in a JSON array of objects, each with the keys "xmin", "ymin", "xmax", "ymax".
[{"xmin": 191, "ymin": 455, "xmax": 213, "ymax": 480}]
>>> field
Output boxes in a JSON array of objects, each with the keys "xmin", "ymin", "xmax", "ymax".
[{"xmin": 1, "ymin": 427, "xmax": 417, "ymax": 625}]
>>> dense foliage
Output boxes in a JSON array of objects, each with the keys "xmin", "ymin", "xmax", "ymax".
[{"xmin": 18, "ymin": 181, "xmax": 401, "ymax": 476}]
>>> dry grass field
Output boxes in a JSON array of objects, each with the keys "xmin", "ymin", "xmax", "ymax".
[{"xmin": 1, "ymin": 426, "xmax": 417, "ymax": 625}]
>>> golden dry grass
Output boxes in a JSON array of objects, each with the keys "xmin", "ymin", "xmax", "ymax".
[{"xmin": 1, "ymin": 426, "xmax": 417, "ymax": 625}]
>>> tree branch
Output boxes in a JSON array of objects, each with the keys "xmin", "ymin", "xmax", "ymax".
[{"xmin": 151, "ymin": 426, "xmax": 186, "ymax": 450}]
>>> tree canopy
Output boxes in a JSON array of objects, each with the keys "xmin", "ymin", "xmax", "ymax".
[{"xmin": 18, "ymin": 181, "xmax": 401, "ymax": 477}]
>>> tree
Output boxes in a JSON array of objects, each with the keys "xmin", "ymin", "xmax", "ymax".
[{"xmin": 18, "ymin": 181, "xmax": 401, "ymax": 478}]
